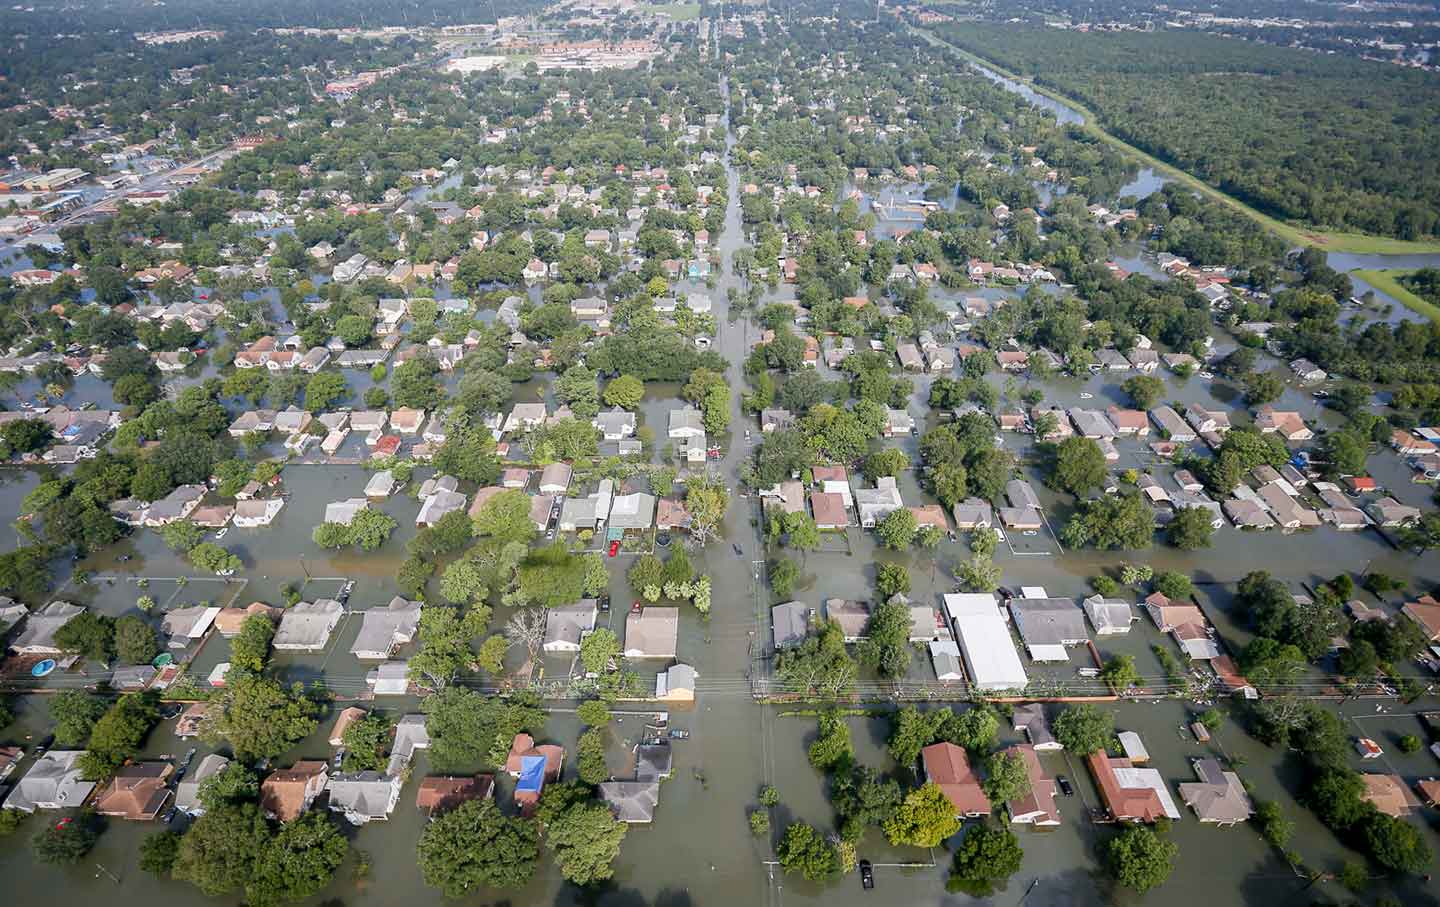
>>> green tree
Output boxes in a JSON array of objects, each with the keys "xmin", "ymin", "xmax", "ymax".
[
  {"xmin": 776, "ymin": 621, "xmax": 858, "ymax": 697},
  {"xmin": 1360, "ymin": 811, "xmax": 1431, "ymax": 874},
  {"xmin": 247, "ymin": 812, "xmax": 348, "ymax": 907},
  {"xmin": 876, "ymin": 507, "xmax": 918, "ymax": 550},
  {"xmin": 341, "ymin": 713, "xmax": 394, "ymax": 772},
  {"xmin": 579, "ymin": 627, "xmax": 620, "ymax": 675},
  {"xmin": 1152, "ymin": 571, "xmax": 1194, "ymax": 601},
  {"xmin": 54, "ymin": 611, "xmax": 115, "ymax": 662},
  {"xmin": 957, "ymin": 554, "xmax": 1002, "ymax": 593},
  {"xmin": 1167, "ymin": 506, "xmax": 1215, "ymax": 550},
  {"xmin": 858, "ymin": 595, "xmax": 913, "ymax": 677},
  {"xmin": 408, "ymin": 606, "xmax": 489, "ymax": 691},
  {"xmin": 983, "ymin": 751, "xmax": 1030, "ymax": 805},
  {"xmin": 545, "ymin": 801, "xmax": 628, "ymax": 885},
  {"xmin": 685, "ymin": 473, "xmax": 730, "ymax": 546},
  {"xmin": 576, "ymin": 699, "xmax": 611, "ymax": 727},
  {"xmin": 471, "ymin": 489, "xmax": 532, "ymax": 543},
  {"xmin": 417, "ymin": 800, "xmax": 539, "ymax": 895},
  {"xmin": 770, "ymin": 557, "xmax": 801, "ymax": 597},
  {"xmin": 1061, "ymin": 493, "xmax": 1153, "ymax": 550},
  {"xmin": 577, "ymin": 728, "xmax": 609, "ymax": 784},
  {"xmin": 421, "ymin": 688, "xmax": 545, "ymax": 772},
  {"xmin": 201, "ymin": 674, "xmax": 323, "ymax": 762},
  {"xmin": 1105, "ymin": 824, "xmax": 1178, "ymax": 894},
  {"xmin": 603, "ymin": 375, "xmax": 645, "ymax": 409},
  {"xmin": 807, "ymin": 709, "xmax": 854, "ymax": 772},
  {"xmin": 776, "ymin": 822, "xmax": 839, "ymax": 881},
  {"xmin": 946, "ymin": 823, "xmax": 1024, "ymax": 896},
  {"xmin": 884, "ymin": 782, "xmax": 962, "ymax": 847},
  {"xmin": 1048, "ymin": 436, "xmax": 1107, "ymax": 495},
  {"xmin": 49, "ymin": 690, "xmax": 107, "ymax": 747},
  {"xmin": 161, "ymin": 519, "xmax": 204, "ymax": 551},
  {"xmin": 1122, "ymin": 375, "xmax": 1165, "ymax": 410},
  {"xmin": 303, "ymin": 371, "xmax": 347, "ymax": 412},
  {"xmin": 1053, "ymin": 704, "xmax": 1113, "ymax": 755},
  {"xmin": 1099, "ymin": 654, "xmax": 1142, "ymax": 691},
  {"xmin": 81, "ymin": 692, "xmax": 159, "ymax": 780},
  {"xmin": 229, "ymin": 614, "xmax": 275, "ymax": 673},
  {"xmin": 1243, "ymin": 371, "xmax": 1285, "ymax": 405},
  {"xmin": 173, "ymin": 803, "xmax": 270, "ymax": 897},
  {"xmin": 349, "ymin": 507, "xmax": 399, "ymax": 551},
  {"xmin": 33, "ymin": 814, "xmax": 98, "ymax": 864},
  {"xmin": 876, "ymin": 562, "xmax": 911, "ymax": 598},
  {"xmin": 114, "ymin": 614, "xmax": 159, "ymax": 664},
  {"xmin": 139, "ymin": 830, "xmax": 182, "ymax": 875},
  {"xmin": 188, "ymin": 542, "xmax": 242, "ymax": 575}
]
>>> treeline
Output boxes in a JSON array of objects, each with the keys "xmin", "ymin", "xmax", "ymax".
[{"xmin": 932, "ymin": 23, "xmax": 1440, "ymax": 240}]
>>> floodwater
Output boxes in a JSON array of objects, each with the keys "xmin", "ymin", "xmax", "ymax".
[{"xmin": 3, "ymin": 72, "xmax": 1440, "ymax": 907}]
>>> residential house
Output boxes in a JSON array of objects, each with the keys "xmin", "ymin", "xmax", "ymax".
[
  {"xmin": 811, "ymin": 492, "xmax": 849, "ymax": 530},
  {"xmin": 1402, "ymin": 594, "xmax": 1440, "ymax": 641},
  {"xmin": 416, "ymin": 775, "xmax": 493, "ymax": 816},
  {"xmin": 1012, "ymin": 703, "xmax": 1061, "ymax": 751},
  {"xmin": 2, "ymin": 751, "xmax": 95, "ymax": 812},
  {"xmin": 234, "ymin": 498, "xmax": 285, "ymax": 527},
  {"xmin": 350, "ymin": 597, "xmax": 422, "ymax": 660},
  {"xmin": 94, "ymin": 763, "xmax": 173, "ymax": 820},
  {"xmin": 1255, "ymin": 407, "xmax": 1313, "ymax": 441},
  {"xmin": 8, "ymin": 601, "xmax": 85, "ymax": 655},
  {"xmin": 328, "ymin": 771, "xmax": 403, "ymax": 824},
  {"xmin": 760, "ymin": 408, "xmax": 793, "ymax": 433},
  {"xmin": 539, "ymin": 463, "xmax": 572, "ymax": 494},
  {"xmin": 951, "ymin": 498, "xmax": 993, "ymax": 530},
  {"xmin": 273, "ymin": 599, "xmax": 344, "ymax": 651},
  {"xmin": 599, "ymin": 781, "xmax": 661, "ymax": 823},
  {"xmin": 921, "ymin": 742, "xmax": 991, "ymax": 818},
  {"xmin": 175, "ymin": 754, "xmax": 229, "ymax": 816},
  {"xmin": 594, "ymin": 408, "xmax": 636, "ymax": 441},
  {"xmin": 1290, "ymin": 358, "xmax": 1326, "ymax": 382},
  {"xmin": 260, "ymin": 761, "xmax": 329, "ymax": 821},
  {"xmin": 1008, "ymin": 597, "xmax": 1089, "ymax": 662},
  {"xmin": 1087, "ymin": 751, "xmax": 1181, "ymax": 822},
  {"xmin": 1006, "ymin": 745, "xmax": 1060, "ymax": 826},
  {"xmin": 1368, "ymin": 496, "xmax": 1420, "ymax": 527},
  {"xmin": 825, "ymin": 599, "xmax": 871, "ymax": 643},
  {"xmin": 543, "ymin": 601, "xmax": 599, "ymax": 654},
  {"xmin": 1082, "ymin": 596, "xmax": 1135, "ymax": 635},
  {"xmin": 160, "ymin": 605, "xmax": 221, "ymax": 648},
  {"xmin": 771, "ymin": 601, "xmax": 811, "ymax": 650},
  {"xmin": 1149, "ymin": 405, "xmax": 1196, "ymax": 442},
  {"xmin": 1361, "ymin": 774, "xmax": 1420, "ymax": 818},
  {"xmin": 1178, "ymin": 759, "xmax": 1253, "ymax": 826},
  {"xmin": 856, "ymin": 476, "xmax": 904, "ymax": 528},
  {"xmin": 655, "ymin": 663, "xmax": 697, "ymax": 703},
  {"xmin": 884, "ymin": 408, "xmax": 915, "ymax": 436},
  {"xmin": 624, "ymin": 607, "xmax": 679, "ymax": 658}
]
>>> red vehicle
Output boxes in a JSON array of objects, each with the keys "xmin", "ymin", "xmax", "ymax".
[{"xmin": 608, "ymin": 540, "xmax": 620, "ymax": 557}]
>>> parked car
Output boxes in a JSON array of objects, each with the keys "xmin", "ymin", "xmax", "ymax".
[
  {"xmin": 608, "ymin": 540, "xmax": 620, "ymax": 557},
  {"xmin": 859, "ymin": 859, "xmax": 874, "ymax": 890},
  {"xmin": 1056, "ymin": 775, "xmax": 1074, "ymax": 796}
]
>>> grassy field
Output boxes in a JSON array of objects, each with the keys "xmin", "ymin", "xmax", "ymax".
[
  {"xmin": 916, "ymin": 26, "xmax": 1440, "ymax": 256},
  {"xmin": 643, "ymin": 2, "xmax": 701, "ymax": 20},
  {"xmin": 1350, "ymin": 268, "xmax": 1440, "ymax": 322}
]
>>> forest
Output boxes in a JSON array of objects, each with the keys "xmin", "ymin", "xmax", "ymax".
[{"xmin": 932, "ymin": 23, "xmax": 1440, "ymax": 240}]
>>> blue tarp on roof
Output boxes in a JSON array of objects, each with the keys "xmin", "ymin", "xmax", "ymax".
[{"xmin": 516, "ymin": 754, "xmax": 546, "ymax": 794}]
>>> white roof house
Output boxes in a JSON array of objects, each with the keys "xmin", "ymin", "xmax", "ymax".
[
  {"xmin": 8, "ymin": 601, "xmax": 85, "ymax": 655},
  {"xmin": 349, "ymin": 597, "xmax": 422, "ymax": 660},
  {"xmin": 942, "ymin": 594, "xmax": 1029, "ymax": 691},
  {"xmin": 174, "ymin": 754, "xmax": 230, "ymax": 816},
  {"xmin": 3, "ymin": 751, "xmax": 95, "ymax": 812},
  {"xmin": 543, "ymin": 601, "xmax": 599, "ymax": 653},
  {"xmin": 161, "ymin": 605, "xmax": 222, "ymax": 648},
  {"xmin": 273, "ymin": 600, "xmax": 344, "ymax": 651},
  {"xmin": 929, "ymin": 640, "xmax": 965, "ymax": 681},
  {"xmin": 1082, "ymin": 596, "xmax": 1136, "ymax": 635}
]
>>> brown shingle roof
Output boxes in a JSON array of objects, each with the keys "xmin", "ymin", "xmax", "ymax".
[
  {"xmin": 922, "ymin": 742, "xmax": 991, "ymax": 816},
  {"xmin": 416, "ymin": 775, "xmax": 494, "ymax": 813},
  {"xmin": 94, "ymin": 763, "xmax": 173, "ymax": 819},
  {"xmin": 260, "ymin": 760, "xmax": 328, "ymax": 821}
]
